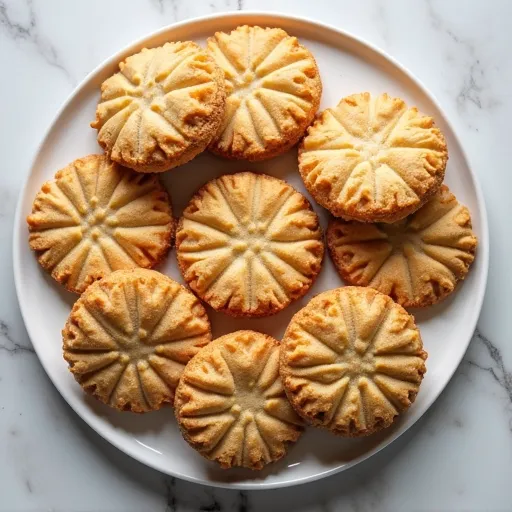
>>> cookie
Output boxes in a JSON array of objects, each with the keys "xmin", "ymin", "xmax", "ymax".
[
  {"xmin": 91, "ymin": 42, "xmax": 226, "ymax": 173},
  {"xmin": 175, "ymin": 330, "xmax": 303, "ymax": 469},
  {"xmin": 280, "ymin": 287, "xmax": 427, "ymax": 437},
  {"xmin": 299, "ymin": 92, "xmax": 448, "ymax": 222},
  {"xmin": 327, "ymin": 185, "xmax": 478, "ymax": 307},
  {"xmin": 62, "ymin": 269, "xmax": 211, "ymax": 412},
  {"xmin": 27, "ymin": 155, "xmax": 174, "ymax": 294},
  {"xmin": 207, "ymin": 25, "xmax": 322, "ymax": 160},
  {"xmin": 176, "ymin": 172, "xmax": 324, "ymax": 317}
]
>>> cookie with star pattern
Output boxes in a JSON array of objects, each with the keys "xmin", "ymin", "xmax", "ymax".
[
  {"xmin": 91, "ymin": 42, "xmax": 226, "ymax": 172},
  {"xmin": 27, "ymin": 154, "xmax": 174, "ymax": 294},
  {"xmin": 280, "ymin": 286, "xmax": 427, "ymax": 436},
  {"xmin": 207, "ymin": 25, "xmax": 322, "ymax": 160},
  {"xmin": 62, "ymin": 269, "xmax": 211, "ymax": 412},
  {"xmin": 326, "ymin": 185, "xmax": 478, "ymax": 307},
  {"xmin": 176, "ymin": 171, "xmax": 324, "ymax": 317},
  {"xmin": 299, "ymin": 92, "xmax": 448, "ymax": 222},
  {"xmin": 175, "ymin": 330, "xmax": 303, "ymax": 469}
]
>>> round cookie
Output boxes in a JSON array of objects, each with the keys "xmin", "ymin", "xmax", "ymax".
[
  {"xmin": 62, "ymin": 269, "xmax": 211, "ymax": 412},
  {"xmin": 280, "ymin": 287, "xmax": 427, "ymax": 437},
  {"xmin": 299, "ymin": 92, "xmax": 448, "ymax": 223},
  {"xmin": 327, "ymin": 185, "xmax": 478, "ymax": 307},
  {"xmin": 207, "ymin": 25, "xmax": 322, "ymax": 160},
  {"xmin": 27, "ymin": 154, "xmax": 174, "ymax": 294},
  {"xmin": 175, "ymin": 330, "xmax": 303, "ymax": 470},
  {"xmin": 176, "ymin": 171, "xmax": 324, "ymax": 317},
  {"xmin": 91, "ymin": 42, "xmax": 226, "ymax": 173}
]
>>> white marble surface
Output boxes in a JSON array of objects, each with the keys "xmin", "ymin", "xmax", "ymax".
[{"xmin": 1, "ymin": 0, "xmax": 511, "ymax": 510}]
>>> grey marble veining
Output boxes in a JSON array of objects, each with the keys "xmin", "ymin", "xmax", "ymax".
[
  {"xmin": 1, "ymin": 0, "xmax": 511, "ymax": 510},
  {"xmin": 0, "ymin": 0, "xmax": 74, "ymax": 84},
  {"xmin": 466, "ymin": 330, "xmax": 512, "ymax": 405},
  {"xmin": 0, "ymin": 320, "xmax": 35, "ymax": 355},
  {"xmin": 426, "ymin": 0, "xmax": 491, "ymax": 114}
]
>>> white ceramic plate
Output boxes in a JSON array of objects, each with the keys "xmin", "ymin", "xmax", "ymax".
[{"xmin": 13, "ymin": 12, "xmax": 488, "ymax": 489}]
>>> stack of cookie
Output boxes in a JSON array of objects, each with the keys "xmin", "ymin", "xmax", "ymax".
[
  {"xmin": 26, "ymin": 25, "xmax": 477, "ymax": 472},
  {"xmin": 299, "ymin": 92, "xmax": 478, "ymax": 308}
]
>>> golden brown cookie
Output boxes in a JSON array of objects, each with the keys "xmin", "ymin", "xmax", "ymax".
[
  {"xmin": 27, "ymin": 155, "xmax": 174, "ymax": 294},
  {"xmin": 91, "ymin": 42, "xmax": 226, "ymax": 173},
  {"xmin": 207, "ymin": 25, "xmax": 322, "ymax": 160},
  {"xmin": 62, "ymin": 269, "xmax": 211, "ymax": 412},
  {"xmin": 327, "ymin": 185, "xmax": 478, "ymax": 307},
  {"xmin": 280, "ymin": 287, "xmax": 427, "ymax": 437},
  {"xmin": 176, "ymin": 172, "xmax": 324, "ymax": 317},
  {"xmin": 175, "ymin": 330, "xmax": 303, "ymax": 469},
  {"xmin": 299, "ymin": 92, "xmax": 448, "ymax": 222}
]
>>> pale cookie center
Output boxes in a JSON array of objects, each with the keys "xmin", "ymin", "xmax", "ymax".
[
  {"xmin": 81, "ymin": 199, "xmax": 116, "ymax": 241},
  {"xmin": 143, "ymin": 82, "xmax": 164, "ymax": 106},
  {"xmin": 340, "ymin": 346, "xmax": 376, "ymax": 377},
  {"xmin": 126, "ymin": 82, "xmax": 164, "ymax": 111},
  {"xmin": 233, "ymin": 70, "xmax": 261, "ymax": 99},
  {"xmin": 117, "ymin": 328, "xmax": 159, "ymax": 364},
  {"xmin": 228, "ymin": 379, "xmax": 267, "ymax": 421},
  {"xmin": 359, "ymin": 141, "xmax": 382, "ymax": 163},
  {"xmin": 230, "ymin": 221, "xmax": 270, "ymax": 257}
]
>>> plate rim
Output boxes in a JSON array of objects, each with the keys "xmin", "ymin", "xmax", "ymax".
[{"xmin": 13, "ymin": 10, "xmax": 489, "ymax": 490}]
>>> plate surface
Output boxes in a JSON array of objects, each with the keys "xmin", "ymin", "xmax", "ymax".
[{"xmin": 13, "ymin": 12, "xmax": 488, "ymax": 489}]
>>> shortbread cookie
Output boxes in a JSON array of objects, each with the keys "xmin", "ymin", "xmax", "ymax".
[
  {"xmin": 27, "ymin": 155, "xmax": 174, "ymax": 294},
  {"xmin": 327, "ymin": 185, "xmax": 477, "ymax": 307},
  {"xmin": 280, "ymin": 287, "xmax": 427, "ymax": 437},
  {"xmin": 175, "ymin": 330, "xmax": 303, "ymax": 469},
  {"xmin": 176, "ymin": 172, "xmax": 324, "ymax": 317},
  {"xmin": 207, "ymin": 25, "xmax": 322, "ymax": 160},
  {"xmin": 62, "ymin": 269, "xmax": 211, "ymax": 412},
  {"xmin": 91, "ymin": 42, "xmax": 226, "ymax": 172},
  {"xmin": 299, "ymin": 93, "xmax": 448, "ymax": 222}
]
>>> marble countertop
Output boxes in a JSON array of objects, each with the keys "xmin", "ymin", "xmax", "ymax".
[{"xmin": 1, "ymin": 0, "xmax": 511, "ymax": 510}]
